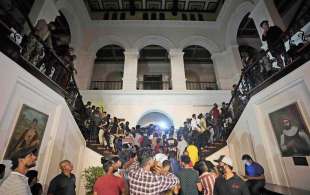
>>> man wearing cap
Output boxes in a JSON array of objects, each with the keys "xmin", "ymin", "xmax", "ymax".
[
  {"xmin": 260, "ymin": 20, "xmax": 290, "ymax": 68},
  {"xmin": 0, "ymin": 147, "xmax": 38, "ymax": 195},
  {"xmin": 214, "ymin": 156, "xmax": 250, "ymax": 195}
]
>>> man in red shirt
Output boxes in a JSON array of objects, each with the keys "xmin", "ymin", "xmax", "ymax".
[{"xmin": 93, "ymin": 158, "xmax": 125, "ymax": 195}]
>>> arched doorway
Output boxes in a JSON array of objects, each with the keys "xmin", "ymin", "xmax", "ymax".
[
  {"xmin": 137, "ymin": 45, "xmax": 171, "ymax": 90},
  {"xmin": 90, "ymin": 45, "xmax": 125, "ymax": 90},
  {"xmin": 183, "ymin": 45, "xmax": 217, "ymax": 90},
  {"xmin": 137, "ymin": 111, "xmax": 174, "ymax": 131}
]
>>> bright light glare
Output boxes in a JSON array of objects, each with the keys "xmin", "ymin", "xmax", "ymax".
[{"xmin": 158, "ymin": 121, "xmax": 168, "ymax": 129}]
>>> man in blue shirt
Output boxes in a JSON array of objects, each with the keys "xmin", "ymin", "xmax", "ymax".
[{"xmin": 242, "ymin": 154, "xmax": 265, "ymax": 195}]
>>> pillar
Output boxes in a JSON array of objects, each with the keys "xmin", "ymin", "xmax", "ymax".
[
  {"xmin": 211, "ymin": 45, "xmax": 242, "ymax": 90},
  {"xmin": 169, "ymin": 49, "xmax": 186, "ymax": 91},
  {"xmin": 122, "ymin": 49, "xmax": 139, "ymax": 90},
  {"xmin": 75, "ymin": 50, "xmax": 95, "ymax": 89}
]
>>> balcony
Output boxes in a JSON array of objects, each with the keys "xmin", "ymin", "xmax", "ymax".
[
  {"xmin": 136, "ymin": 80, "xmax": 172, "ymax": 90},
  {"xmin": 186, "ymin": 81, "xmax": 218, "ymax": 90},
  {"xmin": 90, "ymin": 81, "xmax": 123, "ymax": 90}
]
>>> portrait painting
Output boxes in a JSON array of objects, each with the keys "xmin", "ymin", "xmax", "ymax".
[
  {"xmin": 269, "ymin": 102, "xmax": 310, "ymax": 157},
  {"xmin": 4, "ymin": 104, "xmax": 48, "ymax": 159}
]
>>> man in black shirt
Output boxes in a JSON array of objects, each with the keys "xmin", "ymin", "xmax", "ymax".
[
  {"xmin": 260, "ymin": 20, "xmax": 290, "ymax": 68},
  {"xmin": 214, "ymin": 156, "xmax": 250, "ymax": 195},
  {"xmin": 48, "ymin": 160, "xmax": 76, "ymax": 195}
]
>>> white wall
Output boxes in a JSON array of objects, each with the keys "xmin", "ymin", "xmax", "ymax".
[
  {"xmin": 0, "ymin": 52, "xmax": 86, "ymax": 194},
  {"xmin": 228, "ymin": 61, "xmax": 310, "ymax": 190},
  {"xmin": 78, "ymin": 148, "xmax": 103, "ymax": 195},
  {"xmin": 80, "ymin": 90, "xmax": 231, "ymax": 128}
]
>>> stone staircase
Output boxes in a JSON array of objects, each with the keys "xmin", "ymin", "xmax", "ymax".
[{"xmin": 86, "ymin": 139, "xmax": 227, "ymax": 158}]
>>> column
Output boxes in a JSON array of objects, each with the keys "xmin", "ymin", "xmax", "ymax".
[
  {"xmin": 75, "ymin": 50, "xmax": 96, "ymax": 89},
  {"xmin": 122, "ymin": 49, "xmax": 139, "ymax": 90},
  {"xmin": 169, "ymin": 49, "xmax": 186, "ymax": 91},
  {"xmin": 211, "ymin": 45, "xmax": 242, "ymax": 90},
  {"xmin": 250, "ymin": 0, "xmax": 286, "ymax": 40}
]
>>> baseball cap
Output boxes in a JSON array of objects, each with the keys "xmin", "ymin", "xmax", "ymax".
[
  {"xmin": 154, "ymin": 153, "xmax": 168, "ymax": 164},
  {"xmin": 221, "ymin": 156, "xmax": 233, "ymax": 167}
]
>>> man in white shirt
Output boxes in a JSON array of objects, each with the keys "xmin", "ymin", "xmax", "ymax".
[
  {"xmin": 0, "ymin": 147, "xmax": 38, "ymax": 195},
  {"xmin": 177, "ymin": 136, "xmax": 188, "ymax": 158}
]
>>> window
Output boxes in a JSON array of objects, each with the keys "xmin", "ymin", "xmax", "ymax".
[
  {"xmin": 151, "ymin": 13, "xmax": 157, "ymax": 20},
  {"xmin": 182, "ymin": 13, "xmax": 188, "ymax": 20},
  {"xmin": 104, "ymin": 12, "xmax": 110, "ymax": 20},
  {"xmin": 159, "ymin": 13, "xmax": 165, "ymax": 20},
  {"xmin": 112, "ymin": 13, "xmax": 118, "ymax": 20},
  {"xmin": 190, "ymin": 14, "xmax": 196, "ymax": 21},
  {"xmin": 143, "ymin": 13, "xmax": 149, "ymax": 20},
  {"xmin": 120, "ymin": 13, "xmax": 126, "ymax": 20}
]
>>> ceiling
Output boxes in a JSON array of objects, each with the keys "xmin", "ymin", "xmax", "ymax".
[{"xmin": 84, "ymin": 0, "xmax": 225, "ymax": 20}]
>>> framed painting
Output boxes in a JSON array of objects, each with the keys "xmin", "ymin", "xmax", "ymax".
[
  {"xmin": 269, "ymin": 102, "xmax": 310, "ymax": 157},
  {"xmin": 4, "ymin": 104, "xmax": 48, "ymax": 159}
]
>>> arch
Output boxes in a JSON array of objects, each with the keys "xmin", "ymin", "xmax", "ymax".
[
  {"xmin": 89, "ymin": 35, "xmax": 130, "ymax": 54},
  {"xmin": 179, "ymin": 36, "xmax": 220, "ymax": 54},
  {"xmin": 136, "ymin": 110, "xmax": 174, "ymax": 128},
  {"xmin": 225, "ymin": 1, "xmax": 256, "ymax": 49},
  {"xmin": 133, "ymin": 35, "xmax": 175, "ymax": 51},
  {"xmin": 135, "ymin": 109, "xmax": 174, "ymax": 127},
  {"xmin": 57, "ymin": 7, "xmax": 83, "ymax": 49}
]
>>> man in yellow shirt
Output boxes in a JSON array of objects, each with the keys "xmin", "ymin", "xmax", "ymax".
[{"xmin": 186, "ymin": 140, "xmax": 199, "ymax": 166}]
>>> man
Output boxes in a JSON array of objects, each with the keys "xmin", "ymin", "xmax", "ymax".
[
  {"xmin": 128, "ymin": 148, "xmax": 179, "ymax": 195},
  {"xmin": 191, "ymin": 114, "xmax": 201, "ymax": 147},
  {"xmin": 186, "ymin": 140, "xmax": 199, "ymax": 166},
  {"xmin": 280, "ymin": 118, "xmax": 310, "ymax": 156},
  {"xmin": 177, "ymin": 135, "xmax": 188, "ymax": 159},
  {"xmin": 214, "ymin": 156, "xmax": 250, "ymax": 195},
  {"xmin": 260, "ymin": 20, "xmax": 290, "ymax": 68},
  {"xmin": 47, "ymin": 160, "xmax": 76, "ymax": 195},
  {"xmin": 197, "ymin": 160, "xmax": 217, "ymax": 195},
  {"xmin": 176, "ymin": 155, "xmax": 202, "ymax": 195},
  {"xmin": 93, "ymin": 157, "xmax": 126, "ymax": 195},
  {"xmin": 242, "ymin": 154, "xmax": 265, "ymax": 195},
  {"xmin": 198, "ymin": 113, "xmax": 208, "ymax": 148},
  {"xmin": 0, "ymin": 147, "xmax": 38, "ymax": 195}
]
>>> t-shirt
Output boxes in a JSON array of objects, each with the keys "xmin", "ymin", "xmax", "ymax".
[
  {"xmin": 213, "ymin": 175, "xmax": 250, "ymax": 195},
  {"xmin": 187, "ymin": 145, "xmax": 199, "ymax": 166},
  {"xmin": 245, "ymin": 162, "xmax": 264, "ymax": 177},
  {"xmin": 93, "ymin": 175, "xmax": 125, "ymax": 195},
  {"xmin": 262, "ymin": 26, "xmax": 284, "ymax": 49},
  {"xmin": 176, "ymin": 168, "xmax": 200, "ymax": 195},
  {"xmin": 47, "ymin": 173, "xmax": 76, "ymax": 195},
  {"xmin": 0, "ymin": 172, "xmax": 32, "ymax": 195}
]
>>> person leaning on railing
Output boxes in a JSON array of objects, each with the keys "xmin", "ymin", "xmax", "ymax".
[{"xmin": 260, "ymin": 20, "xmax": 291, "ymax": 68}]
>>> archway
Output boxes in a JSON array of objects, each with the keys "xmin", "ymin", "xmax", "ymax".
[
  {"xmin": 137, "ymin": 45, "xmax": 171, "ymax": 90},
  {"xmin": 183, "ymin": 45, "xmax": 217, "ymax": 90},
  {"xmin": 137, "ymin": 111, "xmax": 174, "ymax": 130},
  {"xmin": 237, "ymin": 13, "xmax": 261, "ymax": 51},
  {"xmin": 90, "ymin": 45, "xmax": 125, "ymax": 90}
]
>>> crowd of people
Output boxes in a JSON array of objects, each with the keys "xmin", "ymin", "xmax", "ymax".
[
  {"xmin": 83, "ymin": 100, "xmax": 236, "ymax": 155},
  {"xmin": 91, "ymin": 143, "xmax": 267, "ymax": 195}
]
